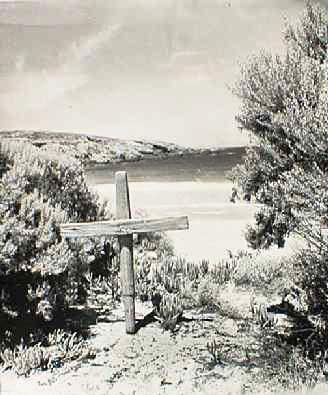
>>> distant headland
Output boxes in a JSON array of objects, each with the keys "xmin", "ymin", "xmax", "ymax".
[{"xmin": 0, "ymin": 130, "xmax": 246, "ymax": 168}]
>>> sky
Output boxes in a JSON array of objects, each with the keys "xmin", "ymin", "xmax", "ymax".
[{"xmin": 0, "ymin": 0, "xmax": 327, "ymax": 148}]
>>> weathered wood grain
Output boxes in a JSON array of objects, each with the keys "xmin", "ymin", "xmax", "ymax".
[
  {"xmin": 116, "ymin": 171, "xmax": 135, "ymax": 334},
  {"xmin": 60, "ymin": 216, "xmax": 189, "ymax": 238}
]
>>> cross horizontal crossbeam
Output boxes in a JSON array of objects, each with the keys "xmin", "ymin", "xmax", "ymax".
[{"xmin": 60, "ymin": 215, "xmax": 189, "ymax": 238}]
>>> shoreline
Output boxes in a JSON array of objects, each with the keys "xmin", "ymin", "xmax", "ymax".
[
  {"xmin": 84, "ymin": 146, "xmax": 246, "ymax": 169},
  {"xmin": 85, "ymin": 147, "xmax": 245, "ymax": 184},
  {"xmin": 0, "ymin": 130, "xmax": 246, "ymax": 169}
]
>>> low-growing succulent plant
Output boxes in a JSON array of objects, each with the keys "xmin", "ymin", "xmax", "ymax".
[
  {"xmin": 154, "ymin": 293, "xmax": 183, "ymax": 332},
  {"xmin": 0, "ymin": 342, "xmax": 49, "ymax": 376},
  {"xmin": 0, "ymin": 329, "xmax": 96, "ymax": 376},
  {"xmin": 85, "ymin": 272, "xmax": 119, "ymax": 313},
  {"xmin": 250, "ymin": 299, "xmax": 277, "ymax": 329}
]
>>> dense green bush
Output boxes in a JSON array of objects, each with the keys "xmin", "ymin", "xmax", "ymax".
[
  {"xmin": 1, "ymin": 140, "xmax": 110, "ymax": 221},
  {"xmin": 230, "ymin": 1, "xmax": 328, "ymax": 249},
  {"xmin": 292, "ymin": 232, "xmax": 328, "ymax": 339},
  {"xmin": 0, "ymin": 140, "xmax": 112, "ymax": 341}
]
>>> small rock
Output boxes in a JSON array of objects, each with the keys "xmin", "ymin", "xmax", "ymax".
[{"xmin": 218, "ymin": 318, "xmax": 239, "ymax": 337}]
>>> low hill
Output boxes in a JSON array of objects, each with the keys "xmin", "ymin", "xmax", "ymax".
[{"xmin": 0, "ymin": 130, "xmax": 198, "ymax": 165}]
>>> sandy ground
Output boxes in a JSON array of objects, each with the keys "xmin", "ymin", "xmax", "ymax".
[
  {"xmin": 2, "ymin": 287, "xmax": 327, "ymax": 395},
  {"xmin": 1, "ymin": 279, "xmax": 327, "ymax": 395},
  {"xmin": 0, "ymin": 291, "xmax": 260, "ymax": 395}
]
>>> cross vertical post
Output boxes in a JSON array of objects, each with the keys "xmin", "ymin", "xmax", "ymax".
[{"xmin": 115, "ymin": 171, "xmax": 135, "ymax": 334}]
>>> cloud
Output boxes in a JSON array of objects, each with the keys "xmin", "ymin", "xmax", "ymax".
[
  {"xmin": 0, "ymin": 23, "xmax": 121, "ymax": 116},
  {"xmin": 68, "ymin": 24, "xmax": 121, "ymax": 64}
]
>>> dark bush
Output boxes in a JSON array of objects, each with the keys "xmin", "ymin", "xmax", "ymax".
[
  {"xmin": 0, "ymin": 140, "xmax": 112, "ymax": 344},
  {"xmin": 230, "ymin": 1, "xmax": 328, "ymax": 249}
]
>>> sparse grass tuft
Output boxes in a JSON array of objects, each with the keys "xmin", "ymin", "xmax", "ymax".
[{"xmin": 206, "ymin": 339, "xmax": 223, "ymax": 367}]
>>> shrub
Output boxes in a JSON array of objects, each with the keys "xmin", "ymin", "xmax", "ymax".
[
  {"xmin": 230, "ymin": 1, "xmax": 328, "ymax": 249},
  {"xmin": 292, "ymin": 238, "xmax": 328, "ymax": 340},
  {"xmin": 0, "ymin": 140, "xmax": 112, "ymax": 344},
  {"xmin": 253, "ymin": 332, "xmax": 325, "ymax": 393},
  {"xmin": 1, "ymin": 139, "xmax": 110, "ymax": 222}
]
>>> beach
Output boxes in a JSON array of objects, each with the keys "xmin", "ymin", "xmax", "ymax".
[{"xmin": 88, "ymin": 148, "xmax": 299, "ymax": 263}]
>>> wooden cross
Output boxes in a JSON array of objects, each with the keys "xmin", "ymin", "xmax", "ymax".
[{"xmin": 60, "ymin": 171, "xmax": 189, "ymax": 334}]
